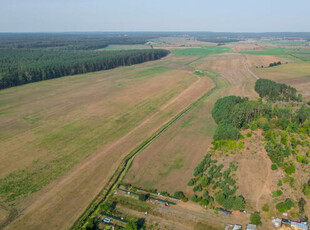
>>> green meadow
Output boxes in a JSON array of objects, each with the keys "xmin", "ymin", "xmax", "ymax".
[{"xmin": 172, "ymin": 46, "xmax": 231, "ymax": 57}]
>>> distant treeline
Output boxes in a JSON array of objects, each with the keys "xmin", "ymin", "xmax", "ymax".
[
  {"xmin": 2, "ymin": 32, "xmax": 310, "ymax": 49},
  {"xmin": 190, "ymin": 32, "xmax": 310, "ymax": 41},
  {"xmin": 196, "ymin": 38, "xmax": 243, "ymax": 44},
  {"xmin": 255, "ymin": 79, "xmax": 301, "ymax": 101},
  {"xmin": 0, "ymin": 33, "xmax": 163, "ymax": 50},
  {"xmin": 0, "ymin": 49, "xmax": 169, "ymax": 89}
]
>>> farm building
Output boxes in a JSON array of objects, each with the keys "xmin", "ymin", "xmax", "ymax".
[
  {"xmin": 232, "ymin": 224, "xmax": 242, "ymax": 230},
  {"xmin": 279, "ymin": 218, "xmax": 308, "ymax": 230},
  {"xmin": 219, "ymin": 208, "xmax": 232, "ymax": 217},
  {"xmin": 246, "ymin": 223, "xmax": 257, "ymax": 230},
  {"xmin": 290, "ymin": 221, "xmax": 308, "ymax": 230}
]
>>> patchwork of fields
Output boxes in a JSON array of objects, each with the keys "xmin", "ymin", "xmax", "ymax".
[
  {"xmin": 1, "ymin": 37, "xmax": 310, "ymax": 230},
  {"xmin": 0, "ymin": 52, "xmax": 215, "ymax": 229}
]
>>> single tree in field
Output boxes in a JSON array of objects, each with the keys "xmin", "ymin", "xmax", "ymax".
[{"xmin": 250, "ymin": 213, "xmax": 262, "ymax": 226}]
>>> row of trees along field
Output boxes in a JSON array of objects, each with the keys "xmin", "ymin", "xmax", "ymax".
[{"xmin": 0, "ymin": 49, "xmax": 169, "ymax": 89}]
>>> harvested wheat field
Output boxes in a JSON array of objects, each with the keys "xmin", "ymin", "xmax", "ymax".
[{"xmin": 0, "ymin": 54, "xmax": 215, "ymax": 230}]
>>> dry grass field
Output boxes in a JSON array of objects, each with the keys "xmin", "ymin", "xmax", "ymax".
[
  {"xmin": 1, "ymin": 37, "xmax": 310, "ymax": 230},
  {"xmin": 124, "ymin": 52, "xmax": 282, "ymax": 193},
  {"xmin": 0, "ymin": 54, "xmax": 215, "ymax": 229}
]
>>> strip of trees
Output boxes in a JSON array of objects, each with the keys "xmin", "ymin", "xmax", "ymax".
[
  {"xmin": 255, "ymin": 79, "xmax": 301, "ymax": 101},
  {"xmin": 0, "ymin": 49, "xmax": 169, "ymax": 89}
]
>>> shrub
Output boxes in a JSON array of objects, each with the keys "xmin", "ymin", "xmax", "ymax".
[
  {"xmin": 251, "ymin": 122, "xmax": 258, "ymax": 131},
  {"xmin": 263, "ymin": 123, "xmax": 270, "ymax": 132},
  {"xmin": 214, "ymin": 122, "xmax": 240, "ymax": 140},
  {"xmin": 174, "ymin": 191, "xmax": 187, "ymax": 201},
  {"xmin": 283, "ymin": 175, "xmax": 295, "ymax": 188},
  {"xmin": 187, "ymin": 178, "xmax": 196, "ymax": 186},
  {"xmin": 215, "ymin": 193, "xmax": 225, "ymax": 205},
  {"xmin": 271, "ymin": 164, "xmax": 278, "ymax": 170},
  {"xmin": 284, "ymin": 162, "xmax": 295, "ymax": 175},
  {"xmin": 303, "ymin": 184, "xmax": 310, "ymax": 197},
  {"xmin": 126, "ymin": 220, "xmax": 138, "ymax": 230},
  {"xmin": 272, "ymin": 190, "xmax": 283, "ymax": 197},
  {"xmin": 246, "ymin": 132, "xmax": 252, "ymax": 137},
  {"xmin": 287, "ymin": 122, "xmax": 299, "ymax": 133},
  {"xmin": 200, "ymin": 199, "xmax": 209, "ymax": 206},
  {"xmin": 277, "ymin": 180, "xmax": 283, "ymax": 187},
  {"xmin": 297, "ymin": 155, "xmax": 309, "ymax": 164},
  {"xmin": 138, "ymin": 193, "xmax": 150, "ymax": 202},
  {"xmin": 262, "ymin": 204, "xmax": 269, "ymax": 212},
  {"xmin": 250, "ymin": 213, "xmax": 262, "ymax": 226},
  {"xmin": 265, "ymin": 142, "xmax": 284, "ymax": 166},
  {"xmin": 276, "ymin": 198, "xmax": 294, "ymax": 213},
  {"xmin": 193, "ymin": 184, "xmax": 203, "ymax": 192},
  {"xmin": 298, "ymin": 198, "xmax": 306, "ymax": 214},
  {"xmin": 284, "ymin": 146, "xmax": 291, "ymax": 157},
  {"xmin": 160, "ymin": 191, "xmax": 169, "ymax": 196},
  {"xmin": 200, "ymin": 176, "xmax": 210, "ymax": 187},
  {"xmin": 191, "ymin": 195, "xmax": 202, "ymax": 203},
  {"xmin": 100, "ymin": 202, "xmax": 114, "ymax": 214},
  {"xmin": 232, "ymin": 196, "xmax": 245, "ymax": 211}
]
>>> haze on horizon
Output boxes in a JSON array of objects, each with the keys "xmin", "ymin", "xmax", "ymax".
[{"xmin": 1, "ymin": 0, "xmax": 309, "ymax": 33}]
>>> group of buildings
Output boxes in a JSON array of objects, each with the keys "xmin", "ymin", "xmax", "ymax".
[
  {"xmin": 273, "ymin": 218, "xmax": 308, "ymax": 230},
  {"xmin": 225, "ymin": 224, "xmax": 257, "ymax": 230}
]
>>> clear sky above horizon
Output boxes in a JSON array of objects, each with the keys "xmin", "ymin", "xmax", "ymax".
[{"xmin": 0, "ymin": 0, "xmax": 309, "ymax": 32}]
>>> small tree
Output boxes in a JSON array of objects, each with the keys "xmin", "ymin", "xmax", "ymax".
[
  {"xmin": 232, "ymin": 196, "xmax": 245, "ymax": 210},
  {"xmin": 262, "ymin": 204, "xmax": 269, "ymax": 212},
  {"xmin": 298, "ymin": 198, "xmax": 306, "ymax": 213},
  {"xmin": 100, "ymin": 202, "xmax": 114, "ymax": 214},
  {"xmin": 126, "ymin": 220, "xmax": 138, "ymax": 230},
  {"xmin": 138, "ymin": 193, "xmax": 150, "ymax": 202},
  {"xmin": 86, "ymin": 218, "xmax": 100, "ymax": 230},
  {"xmin": 250, "ymin": 213, "xmax": 262, "ymax": 226},
  {"xmin": 174, "ymin": 191, "xmax": 187, "ymax": 201}
]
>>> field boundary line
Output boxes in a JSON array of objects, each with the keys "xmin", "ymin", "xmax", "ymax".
[
  {"xmin": 242, "ymin": 54, "xmax": 259, "ymax": 80},
  {"xmin": 70, "ymin": 72, "xmax": 221, "ymax": 230}
]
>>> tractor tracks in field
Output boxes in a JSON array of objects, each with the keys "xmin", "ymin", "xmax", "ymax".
[{"xmin": 242, "ymin": 54, "xmax": 259, "ymax": 80}]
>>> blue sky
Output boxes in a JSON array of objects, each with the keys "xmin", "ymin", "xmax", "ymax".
[{"xmin": 1, "ymin": 0, "xmax": 309, "ymax": 32}]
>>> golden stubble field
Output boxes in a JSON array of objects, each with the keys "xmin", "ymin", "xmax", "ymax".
[
  {"xmin": 2, "ymin": 39, "xmax": 310, "ymax": 230},
  {"xmin": 124, "ymin": 53, "xmax": 284, "ymax": 193},
  {"xmin": 0, "ymin": 54, "xmax": 215, "ymax": 229}
]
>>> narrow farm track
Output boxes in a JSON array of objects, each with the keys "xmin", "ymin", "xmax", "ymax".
[
  {"xmin": 70, "ymin": 75, "xmax": 220, "ymax": 229},
  {"xmin": 242, "ymin": 55, "xmax": 259, "ymax": 80}
]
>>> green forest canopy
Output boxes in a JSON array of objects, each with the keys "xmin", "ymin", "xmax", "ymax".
[
  {"xmin": 255, "ymin": 79, "xmax": 300, "ymax": 101},
  {"xmin": 0, "ymin": 49, "xmax": 169, "ymax": 89}
]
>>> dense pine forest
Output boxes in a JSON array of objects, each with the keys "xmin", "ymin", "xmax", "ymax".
[{"xmin": 0, "ymin": 33, "xmax": 171, "ymax": 89}]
